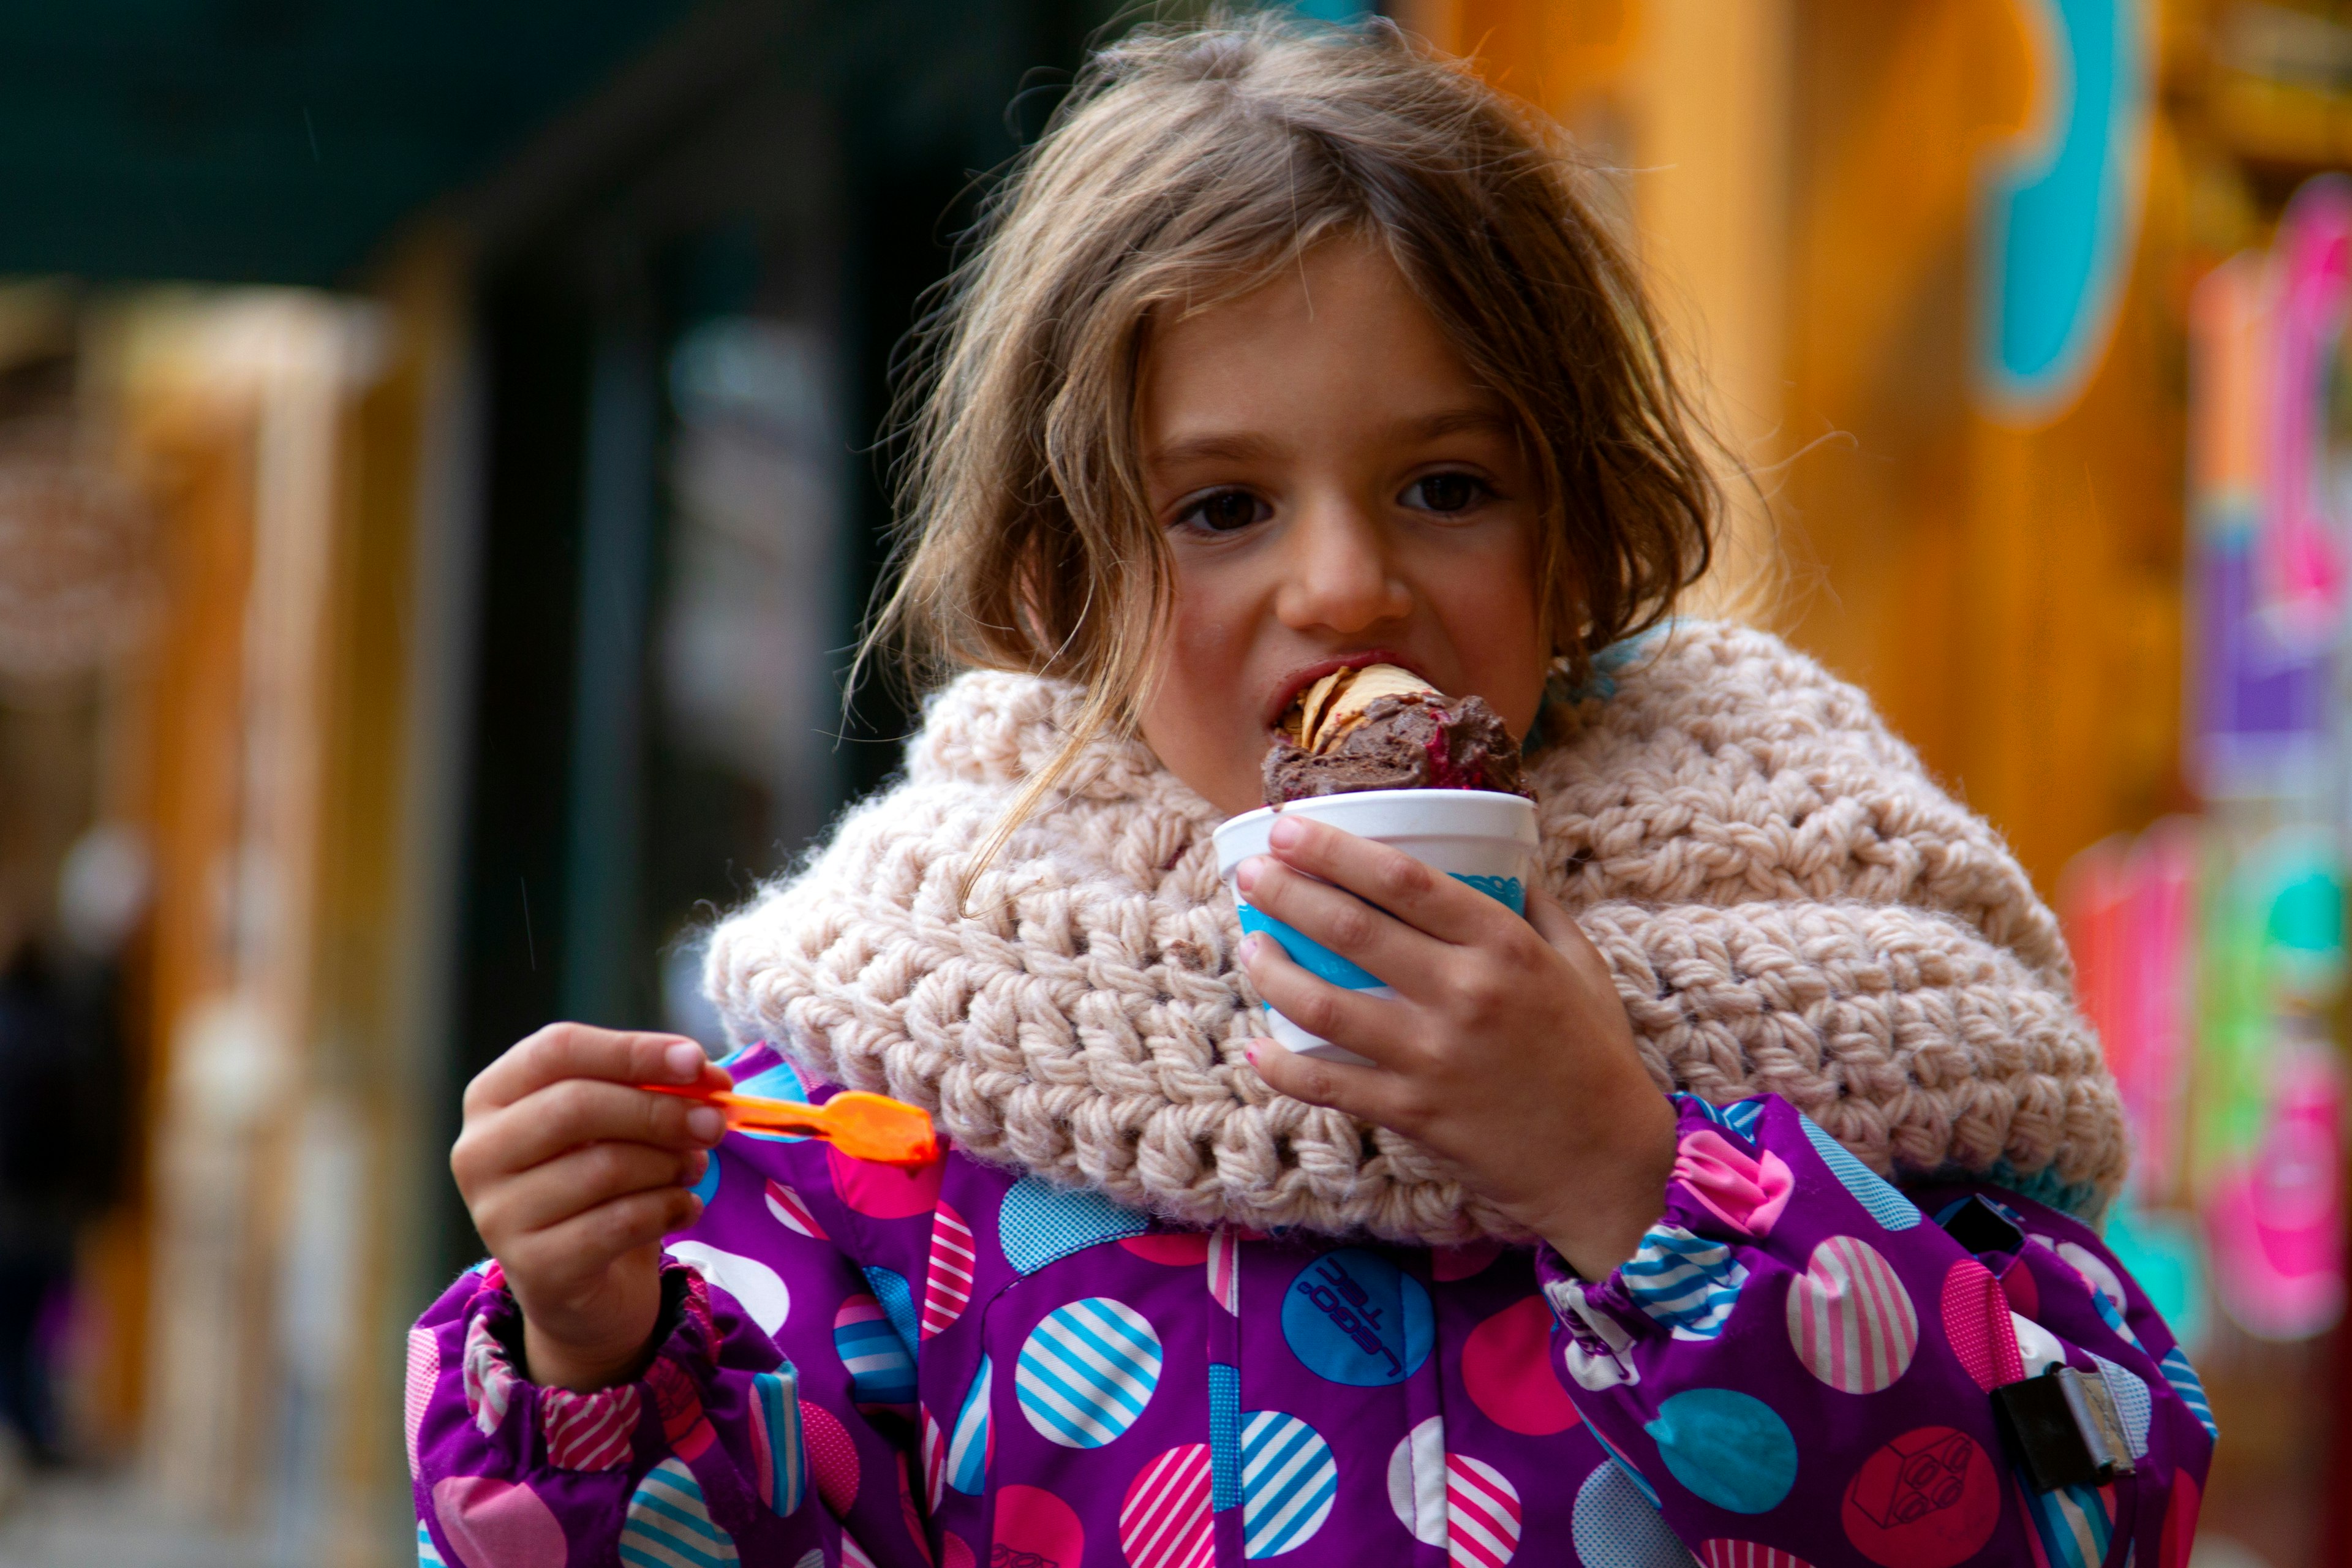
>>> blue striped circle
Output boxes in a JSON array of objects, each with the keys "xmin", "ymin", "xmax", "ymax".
[
  {"xmin": 1679, "ymin": 1092, "xmax": 1766, "ymax": 1144},
  {"xmin": 946, "ymin": 1354, "xmax": 992, "ymax": 1494},
  {"xmin": 1239, "ymin": 1411, "xmax": 1336, "ymax": 1558},
  {"xmin": 1015, "ymin": 1297, "xmax": 1163, "ymax": 1448},
  {"xmin": 834, "ymin": 1297, "xmax": 916, "ymax": 1407},
  {"xmin": 2021, "ymin": 1481, "xmax": 2114, "ymax": 1568},
  {"xmin": 750, "ymin": 1368, "xmax": 804, "ymax": 1513},
  {"xmin": 416, "ymin": 1521, "xmax": 446, "ymax": 1568},
  {"xmin": 2160, "ymin": 1345, "xmax": 2218, "ymax": 1439},
  {"xmin": 620, "ymin": 1457, "xmax": 740, "ymax": 1567},
  {"xmin": 1619, "ymin": 1224, "xmax": 1747, "ymax": 1340}
]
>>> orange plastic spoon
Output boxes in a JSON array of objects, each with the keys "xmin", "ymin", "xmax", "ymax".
[{"xmin": 640, "ymin": 1082, "xmax": 940, "ymax": 1168}]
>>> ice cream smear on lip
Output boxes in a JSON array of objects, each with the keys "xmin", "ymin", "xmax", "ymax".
[{"xmin": 1263, "ymin": 663, "xmax": 1530, "ymax": 804}]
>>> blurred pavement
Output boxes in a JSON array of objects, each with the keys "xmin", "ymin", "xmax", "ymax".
[{"xmin": 0, "ymin": 1471, "xmax": 262, "ymax": 1568}]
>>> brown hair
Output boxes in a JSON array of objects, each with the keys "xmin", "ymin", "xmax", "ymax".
[{"xmin": 867, "ymin": 9, "xmax": 1721, "ymax": 837}]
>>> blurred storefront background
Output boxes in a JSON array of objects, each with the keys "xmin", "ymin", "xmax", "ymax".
[{"xmin": 0, "ymin": 1, "xmax": 2343, "ymax": 1564}]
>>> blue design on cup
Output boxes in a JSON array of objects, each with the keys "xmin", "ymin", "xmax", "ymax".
[
  {"xmin": 1453, "ymin": 873, "xmax": 1525, "ymax": 912},
  {"xmin": 1238, "ymin": 872, "xmax": 1525, "ymax": 990},
  {"xmin": 1237, "ymin": 906, "xmax": 1380, "ymax": 989}
]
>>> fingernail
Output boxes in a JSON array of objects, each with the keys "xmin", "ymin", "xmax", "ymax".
[
  {"xmin": 1236, "ymin": 856, "xmax": 1266, "ymax": 894},
  {"xmin": 1267, "ymin": 816, "xmax": 1303, "ymax": 850},
  {"xmin": 1238, "ymin": 933, "xmax": 1262, "ymax": 963},
  {"xmin": 664, "ymin": 1041, "xmax": 704, "ymax": 1081},
  {"xmin": 1244, "ymin": 1040, "xmax": 1261, "ymax": 1066},
  {"xmin": 687, "ymin": 1107, "xmax": 725, "ymax": 1142}
]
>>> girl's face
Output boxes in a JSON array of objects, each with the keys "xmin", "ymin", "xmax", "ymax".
[{"xmin": 1134, "ymin": 239, "xmax": 1549, "ymax": 815}]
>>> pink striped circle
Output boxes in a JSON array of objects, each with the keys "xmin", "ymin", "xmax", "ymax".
[
  {"xmin": 764, "ymin": 1180, "xmax": 827, "ymax": 1240},
  {"xmin": 1786, "ymin": 1235, "xmax": 1918, "ymax": 1394},
  {"xmin": 921, "ymin": 1409, "xmax": 946, "ymax": 1510},
  {"xmin": 1119, "ymin": 1444, "xmax": 1214, "ymax": 1568},
  {"xmin": 1446, "ymin": 1453, "xmax": 1523, "ymax": 1568},
  {"xmin": 1702, "ymin": 1543, "xmax": 1816, "ymax": 1568},
  {"xmin": 1206, "ymin": 1227, "xmax": 1242, "ymax": 1314},
  {"xmin": 922, "ymin": 1203, "xmax": 977, "ymax": 1338}
]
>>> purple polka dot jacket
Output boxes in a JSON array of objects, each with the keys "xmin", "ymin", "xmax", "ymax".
[{"xmin": 407, "ymin": 1047, "xmax": 2214, "ymax": 1568}]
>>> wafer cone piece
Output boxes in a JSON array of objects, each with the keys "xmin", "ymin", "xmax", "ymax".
[
  {"xmin": 1292, "ymin": 668, "xmax": 1348, "ymax": 748},
  {"xmin": 1310, "ymin": 664, "xmax": 1436, "ymax": 751}
]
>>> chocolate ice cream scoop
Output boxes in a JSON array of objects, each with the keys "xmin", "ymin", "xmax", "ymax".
[{"xmin": 1263, "ymin": 664, "xmax": 1529, "ymax": 804}]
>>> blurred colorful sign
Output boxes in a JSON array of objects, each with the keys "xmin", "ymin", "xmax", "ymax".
[
  {"xmin": 2255, "ymin": 178, "xmax": 2352, "ymax": 653},
  {"xmin": 1976, "ymin": 0, "xmax": 2152, "ymax": 423},
  {"xmin": 2124, "ymin": 172, "xmax": 2352, "ymax": 1348},
  {"xmin": 2188, "ymin": 179, "xmax": 2352, "ymax": 797},
  {"xmin": 2195, "ymin": 827, "xmax": 2345, "ymax": 1341}
]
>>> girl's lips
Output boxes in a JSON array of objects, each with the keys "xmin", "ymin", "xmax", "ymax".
[{"xmin": 1263, "ymin": 649, "xmax": 1430, "ymax": 733}]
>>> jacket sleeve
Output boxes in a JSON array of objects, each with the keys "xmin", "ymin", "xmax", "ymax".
[
  {"xmin": 407, "ymin": 1238, "xmax": 927, "ymax": 1567},
  {"xmin": 1537, "ymin": 1092, "xmax": 2215, "ymax": 1567}
]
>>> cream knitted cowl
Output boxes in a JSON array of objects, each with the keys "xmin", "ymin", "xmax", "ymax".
[{"xmin": 704, "ymin": 621, "xmax": 2127, "ymax": 1246}]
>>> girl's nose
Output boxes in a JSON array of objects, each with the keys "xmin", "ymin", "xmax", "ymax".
[{"xmin": 1273, "ymin": 496, "xmax": 1412, "ymax": 635}]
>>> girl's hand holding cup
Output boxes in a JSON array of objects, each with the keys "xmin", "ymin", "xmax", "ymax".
[
  {"xmin": 449, "ymin": 1025, "xmax": 731, "ymax": 1391},
  {"xmin": 1234, "ymin": 813, "xmax": 1675, "ymax": 1282}
]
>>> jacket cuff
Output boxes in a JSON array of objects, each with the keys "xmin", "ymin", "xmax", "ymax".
[{"xmin": 454, "ymin": 1257, "xmax": 756, "ymax": 1473}]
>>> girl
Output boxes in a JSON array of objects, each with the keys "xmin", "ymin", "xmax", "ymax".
[{"xmin": 417, "ymin": 15, "xmax": 2214, "ymax": 1568}]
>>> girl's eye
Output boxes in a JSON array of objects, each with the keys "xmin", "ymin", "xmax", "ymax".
[
  {"xmin": 1402, "ymin": 472, "xmax": 1489, "ymax": 515},
  {"xmin": 1178, "ymin": 489, "xmax": 1270, "ymax": 533}
]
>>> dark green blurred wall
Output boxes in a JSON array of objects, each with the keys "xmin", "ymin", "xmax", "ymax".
[{"xmin": 0, "ymin": 1, "xmax": 712, "ymax": 283}]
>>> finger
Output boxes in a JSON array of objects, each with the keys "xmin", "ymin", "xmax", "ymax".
[
  {"xmin": 1246, "ymin": 1036, "xmax": 1420, "ymax": 1131},
  {"xmin": 1234, "ymin": 852, "xmax": 1439, "ymax": 997},
  {"xmin": 473, "ymin": 1141, "xmax": 707, "ymax": 1244},
  {"xmin": 1254, "ymin": 815, "xmax": 1504, "ymax": 945},
  {"xmin": 465, "ymin": 1078, "xmax": 726, "ymax": 1181},
  {"xmin": 505, "ymin": 1188, "xmax": 703, "ymax": 1287},
  {"xmin": 468, "ymin": 1023, "xmax": 710, "ymax": 1115},
  {"xmin": 1240, "ymin": 932, "xmax": 1418, "ymax": 1069}
]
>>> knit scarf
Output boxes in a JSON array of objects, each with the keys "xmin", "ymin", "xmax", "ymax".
[{"xmin": 704, "ymin": 621, "xmax": 2125, "ymax": 1245}]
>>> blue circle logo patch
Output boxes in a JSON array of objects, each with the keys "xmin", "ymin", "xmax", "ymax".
[{"xmin": 1280, "ymin": 1248, "xmax": 1432, "ymax": 1387}]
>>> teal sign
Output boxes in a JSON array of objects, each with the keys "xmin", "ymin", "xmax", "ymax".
[{"xmin": 1977, "ymin": 0, "xmax": 2152, "ymax": 422}]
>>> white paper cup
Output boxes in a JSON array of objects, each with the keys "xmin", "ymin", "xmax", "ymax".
[{"xmin": 1213, "ymin": 788, "xmax": 1540, "ymax": 1065}]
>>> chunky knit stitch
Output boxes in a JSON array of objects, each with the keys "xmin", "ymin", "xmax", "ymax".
[{"xmin": 704, "ymin": 621, "xmax": 2125, "ymax": 1245}]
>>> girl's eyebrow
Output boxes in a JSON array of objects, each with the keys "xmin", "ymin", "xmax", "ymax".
[
  {"xmin": 1146, "ymin": 407, "xmax": 1513, "ymax": 469},
  {"xmin": 1405, "ymin": 406, "xmax": 1516, "ymax": 441},
  {"xmin": 1146, "ymin": 431, "xmax": 1280, "ymax": 467}
]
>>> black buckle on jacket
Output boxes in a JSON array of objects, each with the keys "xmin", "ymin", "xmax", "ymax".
[
  {"xmin": 1992, "ymin": 1365, "xmax": 2136, "ymax": 1492},
  {"xmin": 1941, "ymin": 1194, "xmax": 2025, "ymax": 1257}
]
